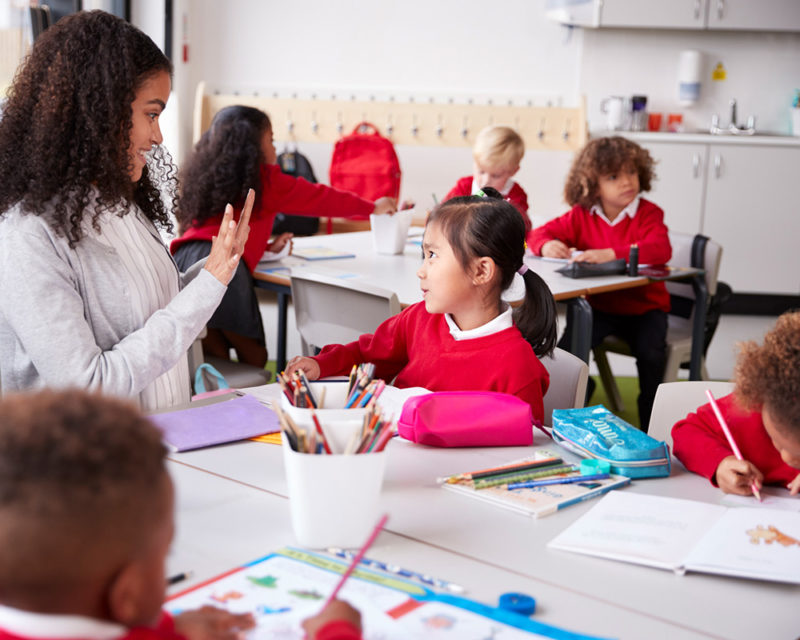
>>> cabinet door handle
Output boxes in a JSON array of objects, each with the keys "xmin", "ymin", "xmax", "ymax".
[
  {"xmin": 717, "ymin": 0, "xmax": 725, "ymax": 20},
  {"xmin": 713, "ymin": 153, "xmax": 722, "ymax": 178},
  {"xmin": 692, "ymin": 153, "xmax": 701, "ymax": 178},
  {"xmin": 694, "ymin": 0, "xmax": 701, "ymax": 20}
]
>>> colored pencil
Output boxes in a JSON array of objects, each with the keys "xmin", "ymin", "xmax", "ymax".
[
  {"xmin": 473, "ymin": 465, "xmax": 578, "ymax": 489},
  {"xmin": 323, "ymin": 514, "xmax": 388, "ymax": 607},
  {"xmin": 439, "ymin": 457, "xmax": 564, "ymax": 484},
  {"xmin": 705, "ymin": 389, "xmax": 762, "ymax": 502},
  {"xmin": 507, "ymin": 473, "xmax": 610, "ymax": 490},
  {"xmin": 310, "ymin": 409, "xmax": 333, "ymax": 454}
]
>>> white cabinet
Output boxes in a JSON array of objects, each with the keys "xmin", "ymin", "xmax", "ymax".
[
  {"xmin": 642, "ymin": 139, "xmax": 800, "ymax": 295},
  {"xmin": 546, "ymin": 0, "xmax": 800, "ymax": 31},
  {"xmin": 703, "ymin": 145, "xmax": 800, "ymax": 294}
]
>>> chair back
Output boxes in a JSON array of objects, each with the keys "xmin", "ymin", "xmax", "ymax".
[
  {"xmin": 650, "ymin": 380, "xmax": 735, "ymax": 452},
  {"xmin": 540, "ymin": 347, "xmax": 589, "ymax": 426},
  {"xmin": 666, "ymin": 232, "xmax": 723, "ymax": 330},
  {"xmin": 290, "ymin": 270, "xmax": 401, "ymax": 355}
]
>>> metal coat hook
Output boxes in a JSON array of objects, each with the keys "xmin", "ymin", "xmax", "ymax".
[
  {"xmin": 435, "ymin": 114, "xmax": 444, "ymax": 138},
  {"xmin": 411, "ymin": 114, "xmax": 419, "ymax": 137},
  {"xmin": 336, "ymin": 112, "xmax": 344, "ymax": 136},
  {"xmin": 461, "ymin": 116, "xmax": 469, "ymax": 140},
  {"xmin": 562, "ymin": 118, "xmax": 570, "ymax": 141},
  {"xmin": 286, "ymin": 110, "xmax": 294, "ymax": 136},
  {"xmin": 386, "ymin": 114, "xmax": 394, "ymax": 137},
  {"xmin": 538, "ymin": 117, "xmax": 546, "ymax": 140},
  {"xmin": 310, "ymin": 110, "xmax": 319, "ymax": 135}
]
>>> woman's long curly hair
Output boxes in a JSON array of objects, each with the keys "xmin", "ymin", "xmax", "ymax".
[
  {"xmin": 175, "ymin": 106, "xmax": 270, "ymax": 232},
  {"xmin": 564, "ymin": 136, "xmax": 655, "ymax": 210},
  {"xmin": 0, "ymin": 10, "xmax": 175, "ymax": 246}
]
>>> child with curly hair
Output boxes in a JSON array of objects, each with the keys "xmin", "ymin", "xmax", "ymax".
[
  {"xmin": 672, "ymin": 311, "xmax": 800, "ymax": 497},
  {"xmin": 171, "ymin": 105, "xmax": 397, "ymax": 368},
  {"xmin": 529, "ymin": 136, "xmax": 671, "ymax": 430},
  {"xmin": 0, "ymin": 11, "xmax": 250, "ymax": 410},
  {"xmin": 0, "ymin": 389, "xmax": 363, "ymax": 640}
]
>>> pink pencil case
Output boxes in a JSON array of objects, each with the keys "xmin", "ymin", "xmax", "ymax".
[{"xmin": 397, "ymin": 391, "xmax": 533, "ymax": 448}]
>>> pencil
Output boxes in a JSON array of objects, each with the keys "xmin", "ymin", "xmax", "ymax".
[
  {"xmin": 439, "ymin": 457, "xmax": 564, "ymax": 484},
  {"xmin": 310, "ymin": 409, "xmax": 333, "ymax": 454},
  {"xmin": 706, "ymin": 390, "xmax": 762, "ymax": 502},
  {"xmin": 473, "ymin": 465, "xmax": 577, "ymax": 489},
  {"xmin": 507, "ymin": 473, "xmax": 610, "ymax": 490},
  {"xmin": 323, "ymin": 514, "xmax": 388, "ymax": 608}
]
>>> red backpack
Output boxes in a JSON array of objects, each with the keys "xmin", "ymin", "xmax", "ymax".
[{"xmin": 329, "ymin": 122, "xmax": 401, "ymax": 207}]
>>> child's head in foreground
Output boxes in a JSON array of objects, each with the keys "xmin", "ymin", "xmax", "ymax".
[
  {"xmin": 735, "ymin": 310, "xmax": 800, "ymax": 468},
  {"xmin": 423, "ymin": 189, "xmax": 556, "ymax": 357},
  {"xmin": 472, "ymin": 126, "xmax": 525, "ymax": 192},
  {"xmin": 564, "ymin": 136, "xmax": 655, "ymax": 211},
  {"xmin": 0, "ymin": 390, "xmax": 171, "ymax": 625}
]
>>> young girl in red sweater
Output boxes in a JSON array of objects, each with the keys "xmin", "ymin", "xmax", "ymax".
[
  {"xmin": 529, "ymin": 136, "xmax": 671, "ymax": 431},
  {"xmin": 171, "ymin": 106, "xmax": 397, "ymax": 368},
  {"xmin": 286, "ymin": 189, "xmax": 558, "ymax": 427},
  {"xmin": 672, "ymin": 311, "xmax": 800, "ymax": 497}
]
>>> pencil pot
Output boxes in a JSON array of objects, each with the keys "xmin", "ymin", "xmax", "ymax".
[
  {"xmin": 370, "ymin": 208, "xmax": 413, "ymax": 255},
  {"xmin": 280, "ymin": 381, "xmax": 369, "ymax": 454},
  {"xmin": 282, "ymin": 439, "xmax": 387, "ymax": 548}
]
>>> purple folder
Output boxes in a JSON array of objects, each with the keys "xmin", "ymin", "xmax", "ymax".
[{"xmin": 149, "ymin": 393, "xmax": 280, "ymax": 452}]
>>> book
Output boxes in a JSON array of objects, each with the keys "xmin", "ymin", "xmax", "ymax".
[
  {"xmin": 292, "ymin": 246, "xmax": 356, "ymax": 261},
  {"xmin": 441, "ymin": 456, "xmax": 631, "ymax": 518},
  {"xmin": 548, "ymin": 491, "xmax": 800, "ymax": 584},
  {"xmin": 148, "ymin": 393, "xmax": 280, "ymax": 452},
  {"xmin": 166, "ymin": 547, "xmax": 609, "ymax": 639}
]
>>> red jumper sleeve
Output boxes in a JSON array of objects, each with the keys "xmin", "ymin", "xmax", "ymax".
[
  {"xmin": 267, "ymin": 167, "xmax": 375, "ymax": 219},
  {"xmin": 528, "ymin": 208, "xmax": 580, "ymax": 255},
  {"xmin": 610, "ymin": 201, "xmax": 672, "ymax": 264},
  {"xmin": 671, "ymin": 393, "xmax": 741, "ymax": 485}
]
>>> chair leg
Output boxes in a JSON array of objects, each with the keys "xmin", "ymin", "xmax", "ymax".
[
  {"xmin": 662, "ymin": 347, "xmax": 682, "ymax": 383},
  {"xmin": 593, "ymin": 347, "xmax": 625, "ymax": 413}
]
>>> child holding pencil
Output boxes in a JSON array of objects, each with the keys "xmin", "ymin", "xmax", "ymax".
[
  {"xmin": 0, "ymin": 389, "xmax": 363, "ymax": 640},
  {"xmin": 286, "ymin": 189, "xmax": 557, "ymax": 427},
  {"xmin": 672, "ymin": 311, "xmax": 800, "ymax": 497},
  {"xmin": 444, "ymin": 125, "xmax": 532, "ymax": 234},
  {"xmin": 528, "ymin": 136, "xmax": 671, "ymax": 430},
  {"xmin": 171, "ymin": 106, "xmax": 398, "ymax": 368}
]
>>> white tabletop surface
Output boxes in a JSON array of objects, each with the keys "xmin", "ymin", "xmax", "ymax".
[
  {"xmin": 262, "ymin": 231, "xmax": 647, "ymax": 305},
  {"xmin": 166, "ymin": 384, "xmax": 800, "ymax": 640}
]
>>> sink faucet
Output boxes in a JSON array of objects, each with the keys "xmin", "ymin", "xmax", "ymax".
[{"xmin": 710, "ymin": 98, "xmax": 756, "ymax": 135}]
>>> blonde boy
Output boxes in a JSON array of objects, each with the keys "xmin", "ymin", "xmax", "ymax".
[{"xmin": 444, "ymin": 125, "xmax": 531, "ymax": 232}]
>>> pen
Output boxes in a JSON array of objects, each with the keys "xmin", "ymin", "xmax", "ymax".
[
  {"xmin": 167, "ymin": 571, "xmax": 193, "ymax": 586},
  {"xmin": 507, "ymin": 473, "xmax": 610, "ymax": 490},
  {"xmin": 323, "ymin": 514, "xmax": 388, "ymax": 607},
  {"xmin": 706, "ymin": 390, "xmax": 762, "ymax": 502}
]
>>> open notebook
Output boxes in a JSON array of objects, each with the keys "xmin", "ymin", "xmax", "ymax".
[{"xmin": 548, "ymin": 491, "xmax": 800, "ymax": 584}]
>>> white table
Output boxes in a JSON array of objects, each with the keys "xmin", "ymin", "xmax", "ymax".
[
  {"xmin": 254, "ymin": 231, "xmax": 651, "ymax": 371},
  {"xmin": 167, "ymin": 384, "xmax": 800, "ymax": 640}
]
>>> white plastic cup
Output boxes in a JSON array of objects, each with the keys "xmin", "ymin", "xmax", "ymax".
[
  {"xmin": 280, "ymin": 381, "xmax": 369, "ymax": 454},
  {"xmin": 282, "ymin": 439, "xmax": 387, "ymax": 548},
  {"xmin": 370, "ymin": 208, "xmax": 413, "ymax": 255}
]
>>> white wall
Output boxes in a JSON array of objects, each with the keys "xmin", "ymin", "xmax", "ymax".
[{"xmin": 581, "ymin": 28, "xmax": 800, "ymax": 134}]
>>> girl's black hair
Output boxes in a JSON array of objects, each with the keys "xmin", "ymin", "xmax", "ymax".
[
  {"xmin": 175, "ymin": 105, "xmax": 271, "ymax": 231},
  {"xmin": 427, "ymin": 188, "xmax": 557, "ymax": 357},
  {"xmin": 0, "ymin": 10, "xmax": 175, "ymax": 246}
]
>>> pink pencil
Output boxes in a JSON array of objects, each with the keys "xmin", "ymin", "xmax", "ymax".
[
  {"xmin": 323, "ymin": 514, "xmax": 389, "ymax": 607},
  {"xmin": 705, "ymin": 390, "xmax": 762, "ymax": 502}
]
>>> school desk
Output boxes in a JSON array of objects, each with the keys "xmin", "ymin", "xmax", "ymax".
[
  {"xmin": 252, "ymin": 231, "xmax": 657, "ymax": 371},
  {"xmin": 164, "ymin": 384, "xmax": 799, "ymax": 640}
]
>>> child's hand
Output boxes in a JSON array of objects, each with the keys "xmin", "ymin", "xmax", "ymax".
[
  {"xmin": 372, "ymin": 197, "xmax": 397, "ymax": 215},
  {"xmin": 714, "ymin": 456, "xmax": 764, "ymax": 496},
  {"xmin": 788, "ymin": 473, "xmax": 800, "ymax": 495},
  {"xmin": 301, "ymin": 599, "xmax": 362, "ymax": 639},
  {"xmin": 285, "ymin": 356, "xmax": 321, "ymax": 380},
  {"xmin": 400, "ymin": 199, "xmax": 415, "ymax": 210},
  {"xmin": 268, "ymin": 232, "xmax": 293, "ymax": 254},
  {"xmin": 573, "ymin": 248, "xmax": 616, "ymax": 264},
  {"xmin": 174, "ymin": 606, "xmax": 255, "ymax": 640},
  {"xmin": 541, "ymin": 240, "xmax": 573, "ymax": 259}
]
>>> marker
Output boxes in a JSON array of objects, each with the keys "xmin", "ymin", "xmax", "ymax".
[
  {"xmin": 507, "ymin": 473, "xmax": 610, "ymax": 490},
  {"xmin": 706, "ymin": 390, "xmax": 762, "ymax": 502},
  {"xmin": 167, "ymin": 571, "xmax": 193, "ymax": 586}
]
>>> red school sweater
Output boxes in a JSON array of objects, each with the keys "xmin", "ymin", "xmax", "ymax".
[
  {"xmin": 0, "ymin": 612, "xmax": 362, "ymax": 640},
  {"xmin": 313, "ymin": 302, "xmax": 550, "ymax": 426},
  {"xmin": 528, "ymin": 198, "xmax": 671, "ymax": 315},
  {"xmin": 671, "ymin": 392, "xmax": 798, "ymax": 487},
  {"xmin": 170, "ymin": 164, "xmax": 374, "ymax": 273},
  {"xmin": 444, "ymin": 176, "xmax": 532, "ymax": 233}
]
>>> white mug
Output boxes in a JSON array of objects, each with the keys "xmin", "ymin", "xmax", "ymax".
[{"xmin": 600, "ymin": 96, "xmax": 625, "ymax": 131}]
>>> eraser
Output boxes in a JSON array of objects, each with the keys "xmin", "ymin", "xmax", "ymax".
[{"xmin": 580, "ymin": 459, "xmax": 611, "ymax": 475}]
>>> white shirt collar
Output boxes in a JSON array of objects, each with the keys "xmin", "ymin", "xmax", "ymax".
[
  {"xmin": 471, "ymin": 177, "xmax": 514, "ymax": 197},
  {"xmin": 444, "ymin": 305, "xmax": 513, "ymax": 341},
  {"xmin": 589, "ymin": 194, "xmax": 641, "ymax": 226},
  {"xmin": 0, "ymin": 604, "xmax": 127, "ymax": 640}
]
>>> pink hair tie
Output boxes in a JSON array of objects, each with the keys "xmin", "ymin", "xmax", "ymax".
[{"xmin": 517, "ymin": 264, "xmax": 529, "ymax": 275}]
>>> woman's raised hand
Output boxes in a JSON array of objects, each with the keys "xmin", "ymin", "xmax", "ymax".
[{"xmin": 204, "ymin": 188, "xmax": 254, "ymax": 285}]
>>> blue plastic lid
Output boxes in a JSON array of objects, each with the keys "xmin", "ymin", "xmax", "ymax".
[{"xmin": 498, "ymin": 592, "xmax": 536, "ymax": 616}]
